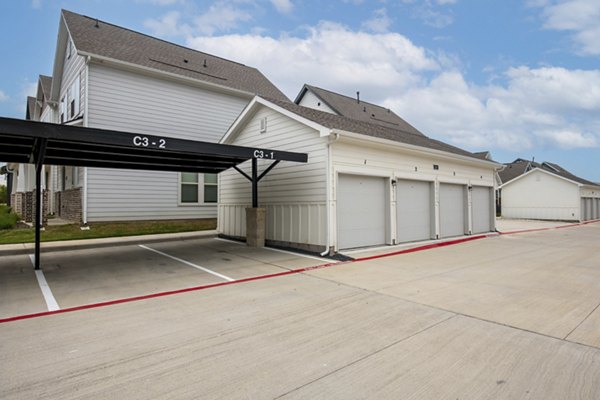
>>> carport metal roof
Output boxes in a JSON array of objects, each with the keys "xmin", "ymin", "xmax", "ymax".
[{"xmin": 0, "ymin": 116, "xmax": 308, "ymax": 270}]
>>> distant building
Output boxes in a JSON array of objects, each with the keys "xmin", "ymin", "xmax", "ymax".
[{"xmin": 498, "ymin": 158, "xmax": 600, "ymax": 222}]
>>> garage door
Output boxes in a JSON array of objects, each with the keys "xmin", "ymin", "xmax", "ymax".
[
  {"xmin": 337, "ymin": 175, "xmax": 387, "ymax": 249},
  {"xmin": 471, "ymin": 186, "xmax": 492, "ymax": 234},
  {"xmin": 595, "ymin": 199, "xmax": 600, "ymax": 220},
  {"xmin": 396, "ymin": 180, "xmax": 432, "ymax": 243},
  {"xmin": 439, "ymin": 183, "xmax": 466, "ymax": 238}
]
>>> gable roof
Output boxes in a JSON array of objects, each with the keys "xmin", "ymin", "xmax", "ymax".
[
  {"xmin": 226, "ymin": 96, "xmax": 495, "ymax": 164},
  {"xmin": 472, "ymin": 151, "xmax": 492, "ymax": 160},
  {"xmin": 60, "ymin": 10, "xmax": 288, "ymax": 101},
  {"xmin": 499, "ymin": 158, "xmax": 598, "ymax": 187},
  {"xmin": 295, "ymin": 84, "xmax": 426, "ymax": 136},
  {"xmin": 39, "ymin": 75, "xmax": 52, "ymax": 99}
]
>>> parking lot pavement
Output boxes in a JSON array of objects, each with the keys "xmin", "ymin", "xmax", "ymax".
[
  {"xmin": 0, "ymin": 237, "xmax": 330, "ymax": 318},
  {"xmin": 309, "ymin": 223, "xmax": 600, "ymax": 346},
  {"xmin": 1, "ymin": 223, "xmax": 600, "ymax": 399},
  {"xmin": 0, "ymin": 255, "xmax": 47, "ymax": 319}
]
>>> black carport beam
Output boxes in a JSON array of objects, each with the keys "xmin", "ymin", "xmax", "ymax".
[{"xmin": 233, "ymin": 159, "xmax": 281, "ymax": 209}]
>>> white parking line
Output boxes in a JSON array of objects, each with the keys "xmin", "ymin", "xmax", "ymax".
[
  {"xmin": 263, "ymin": 246, "xmax": 333, "ymax": 263},
  {"xmin": 215, "ymin": 237, "xmax": 244, "ymax": 245},
  {"xmin": 29, "ymin": 255, "xmax": 60, "ymax": 311},
  {"xmin": 138, "ymin": 245, "xmax": 234, "ymax": 282}
]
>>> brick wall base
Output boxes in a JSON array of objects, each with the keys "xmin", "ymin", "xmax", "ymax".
[
  {"xmin": 56, "ymin": 188, "xmax": 82, "ymax": 223},
  {"xmin": 11, "ymin": 190, "xmax": 49, "ymax": 225}
]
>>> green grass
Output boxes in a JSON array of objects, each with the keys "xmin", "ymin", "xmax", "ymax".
[
  {"xmin": 0, "ymin": 218, "xmax": 216, "ymax": 245},
  {"xmin": 0, "ymin": 205, "xmax": 19, "ymax": 230}
]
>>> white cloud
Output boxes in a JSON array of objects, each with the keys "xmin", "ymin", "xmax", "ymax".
[
  {"xmin": 270, "ymin": 0, "xmax": 293, "ymax": 14},
  {"xmin": 194, "ymin": 3, "xmax": 253, "ymax": 35},
  {"xmin": 185, "ymin": 22, "xmax": 599, "ymax": 153},
  {"xmin": 187, "ymin": 21, "xmax": 439, "ymax": 98},
  {"xmin": 0, "ymin": 90, "xmax": 8, "ymax": 102},
  {"xmin": 144, "ymin": 11, "xmax": 191, "ymax": 37},
  {"xmin": 534, "ymin": 0, "xmax": 600, "ymax": 55},
  {"xmin": 31, "ymin": 0, "xmax": 42, "ymax": 9},
  {"xmin": 361, "ymin": 8, "xmax": 392, "ymax": 33}
]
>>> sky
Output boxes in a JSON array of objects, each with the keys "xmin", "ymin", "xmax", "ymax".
[{"xmin": 0, "ymin": 0, "xmax": 599, "ymax": 185}]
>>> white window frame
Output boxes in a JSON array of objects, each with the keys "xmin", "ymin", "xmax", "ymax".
[{"xmin": 178, "ymin": 173, "xmax": 218, "ymax": 206}]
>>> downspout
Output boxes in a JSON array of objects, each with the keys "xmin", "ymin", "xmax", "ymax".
[
  {"xmin": 321, "ymin": 131, "xmax": 340, "ymax": 256},
  {"xmin": 82, "ymin": 55, "xmax": 91, "ymax": 226}
]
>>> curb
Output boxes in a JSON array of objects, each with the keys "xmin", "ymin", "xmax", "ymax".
[{"xmin": 0, "ymin": 230, "xmax": 218, "ymax": 256}]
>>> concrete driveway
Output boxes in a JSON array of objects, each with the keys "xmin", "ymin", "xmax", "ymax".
[{"xmin": 1, "ymin": 222, "xmax": 600, "ymax": 399}]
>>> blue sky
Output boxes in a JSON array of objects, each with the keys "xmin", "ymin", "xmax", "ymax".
[{"xmin": 1, "ymin": 0, "xmax": 599, "ymax": 184}]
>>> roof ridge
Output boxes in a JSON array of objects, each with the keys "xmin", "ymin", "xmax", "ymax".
[
  {"xmin": 61, "ymin": 9, "xmax": 251, "ymax": 68},
  {"xmin": 306, "ymin": 84, "xmax": 392, "ymax": 110}
]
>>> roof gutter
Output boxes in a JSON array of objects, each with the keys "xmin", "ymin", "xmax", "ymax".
[{"xmin": 330, "ymin": 129, "xmax": 503, "ymax": 169}]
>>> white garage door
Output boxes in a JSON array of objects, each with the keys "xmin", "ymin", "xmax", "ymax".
[
  {"xmin": 337, "ymin": 174, "xmax": 387, "ymax": 249},
  {"xmin": 471, "ymin": 186, "xmax": 492, "ymax": 234},
  {"xmin": 439, "ymin": 183, "xmax": 466, "ymax": 238},
  {"xmin": 595, "ymin": 199, "xmax": 600, "ymax": 220},
  {"xmin": 396, "ymin": 180, "xmax": 432, "ymax": 243}
]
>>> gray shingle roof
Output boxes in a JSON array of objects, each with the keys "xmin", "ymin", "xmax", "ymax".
[
  {"xmin": 295, "ymin": 84, "xmax": 426, "ymax": 136},
  {"xmin": 499, "ymin": 158, "xmax": 598, "ymax": 186},
  {"xmin": 267, "ymin": 97, "xmax": 484, "ymax": 161},
  {"xmin": 62, "ymin": 10, "xmax": 288, "ymax": 101}
]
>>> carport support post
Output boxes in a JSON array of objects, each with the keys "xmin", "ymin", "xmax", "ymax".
[
  {"xmin": 246, "ymin": 157, "xmax": 265, "ymax": 247},
  {"xmin": 32, "ymin": 138, "xmax": 48, "ymax": 270}
]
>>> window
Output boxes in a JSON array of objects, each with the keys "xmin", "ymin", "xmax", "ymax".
[
  {"xmin": 180, "ymin": 172, "xmax": 198, "ymax": 203},
  {"xmin": 179, "ymin": 173, "xmax": 218, "ymax": 204},
  {"xmin": 204, "ymin": 173, "xmax": 218, "ymax": 203}
]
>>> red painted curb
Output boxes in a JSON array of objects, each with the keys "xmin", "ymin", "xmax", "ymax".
[{"xmin": 1, "ymin": 219, "xmax": 598, "ymax": 324}]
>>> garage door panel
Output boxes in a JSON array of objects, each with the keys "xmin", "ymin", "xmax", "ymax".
[
  {"xmin": 338, "ymin": 175, "xmax": 386, "ymax": 249},
  {"xmin": 472, "ymin": 186, "xmax": 492, "ymax": 234},
  {"xmin": 396, "ymin": 180, "xmax": 432, "ymax": 243},
  {"xmin": 440, "ymin": 183, "xmax": 466, "ymax": 238}
]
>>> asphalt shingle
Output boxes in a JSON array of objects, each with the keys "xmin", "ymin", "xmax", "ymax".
[{"xmin": 62, "ymin": 10, "xmax": 289, "ymax": 102}]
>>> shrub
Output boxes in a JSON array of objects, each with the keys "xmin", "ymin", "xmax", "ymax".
[{"xmin": 0, "ymin": 205, "xmax": 19, "ymax": 230}]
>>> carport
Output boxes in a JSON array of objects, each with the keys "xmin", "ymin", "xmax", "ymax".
[{"xmin": 0, "ymin": 116, "xmax": 307, "ymax": 270}]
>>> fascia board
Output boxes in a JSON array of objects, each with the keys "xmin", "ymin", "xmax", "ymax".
[
  {"xmin": 50, "ymin": 14, "xmax": 68, "ymax": 102},
  {"xmin": 499, "ymin": 167, "xmax": 582, "ymax": 189},
  {"xmin": 331, "ymin": 129, "xmax": 502, "ymax": 169}
]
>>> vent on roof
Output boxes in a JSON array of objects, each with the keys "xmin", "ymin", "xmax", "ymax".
[
  {"xmin": 356, "ymin": 91, "xmax": 360, "ymax": 104},
  {"xmin": 203, "ymin": 59, "xmax": 207, "ymax": 68},
  {"xmin": 94, "ymin": 18, "xmax": 99, "ymax": 28}
]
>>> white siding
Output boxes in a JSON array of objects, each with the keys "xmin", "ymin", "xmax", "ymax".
[
  {"xmin": 87, "ymin": 64, "xmax": 248, "ymax": 140},
  {"xmin": 219, "ymin": 106, "xmax": 328, "ymax": 246},
  {"xmin": 87, "ymin": 169, "xmax": 217, "ymax": 221},
  {"xmin": 501, "ymin": 171, "xmax": 581, "ymax": 221},
  {"xmin": 85, "ymin": 63, "xmax": 250, "ymax": 222},
  {"xmin": 297, "ymin": 90, "xmax": 337, "ymax": 114}
]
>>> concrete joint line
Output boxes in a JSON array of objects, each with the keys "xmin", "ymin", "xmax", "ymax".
[
  {"xmin": 564, "ymin": 299, "xmax": 600, "ymax": 342},
  {"xmin": 273, "ymin": 314, "xmax": 457, "ymax": 399}
]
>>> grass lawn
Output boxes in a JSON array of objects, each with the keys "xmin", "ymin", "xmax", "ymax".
[
  {"xmin": 0, "ymin": 205, "xmax": 19, "ymax": 230},
  {"xmin": 0, "ymin": 219, "xmax": 216, "ymax": 245}
]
